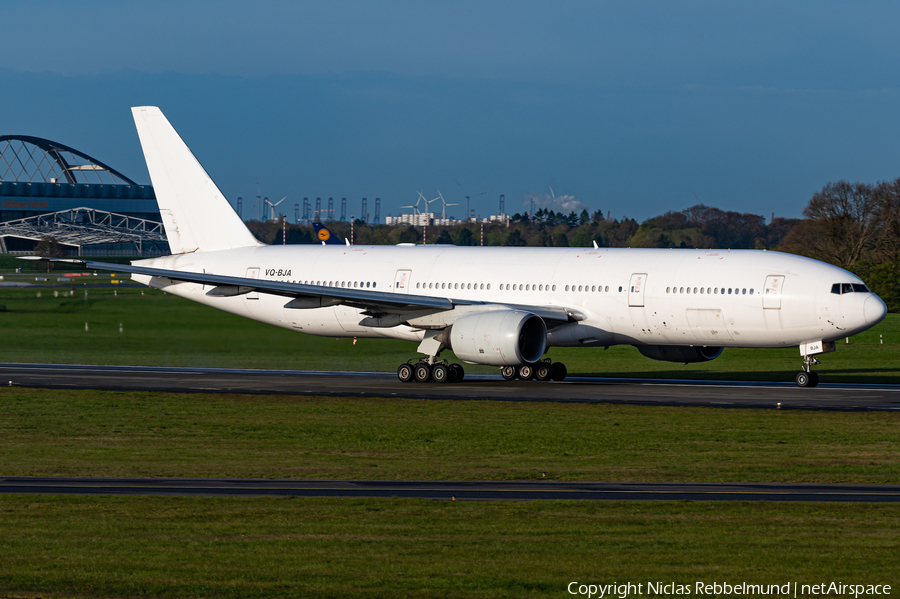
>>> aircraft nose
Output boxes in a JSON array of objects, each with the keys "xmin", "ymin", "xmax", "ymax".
[{"xmin": 864, "ymin": 295, "xmax": 887, "ymax": 326}]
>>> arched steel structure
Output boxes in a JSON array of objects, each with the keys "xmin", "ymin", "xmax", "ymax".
[
  {"xmin": 0, "ymin": 207, "xmax": 168, "ymax": 256},
  {"xmin": 0, "ymin": 135, "xmax": 136, "ymax": 185}
]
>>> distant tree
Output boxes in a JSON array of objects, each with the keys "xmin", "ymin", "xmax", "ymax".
[
  {"xmin": 591, "ymin": 210, "xmax": 604, "ymax": 223},
  {"xmin": 802, "ymin": 180, "xmax": 879, "ymax": 269},
  {"xmin": 33, "ymin": 236, "xmax": 65, "ymax": 271},
  {"xmin": 579, "ymin": 209, "xmax": 590, "ymax": 225},
  {"xmin": 455, "ymin": 228, "xmax": 475, "ymax": 246},
  {"xmin": 397, "ymin": 226, "xmax": 421, "ymax": 244},
  {"xmin": 505, "ymin": 229, "xmax": 527, "ymax": 246},
  {"xmin": 435, "ymin": 229, "xmax": 454, "ymax": 244}
]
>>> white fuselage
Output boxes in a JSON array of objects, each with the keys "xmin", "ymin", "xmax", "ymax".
[{"xmin": 134, "ymin": 245, "xmax": 881, "ymax": 350}]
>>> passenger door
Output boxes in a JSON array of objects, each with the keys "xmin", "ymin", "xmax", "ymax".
[
  {"xmin": 629, "ymin": 273, "xmax": 647, "ymax": 307},
  {"xmin": 763, "ymin": 275, "xmax": 784, "ymax": 309},
  {"xmin": 393, "ymin": 269, "xmax": 412, "ymax": 293}
]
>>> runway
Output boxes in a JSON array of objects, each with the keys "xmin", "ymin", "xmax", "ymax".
[
  {"xmin": 3, "ymin": 362, "xmax": 900, "ymax": 410},
  {"xmin": 2, "ymin": 476, "xmax": 899, "ymax": 502}
]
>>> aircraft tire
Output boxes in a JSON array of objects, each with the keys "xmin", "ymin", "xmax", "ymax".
[
  {"xmin": 795, "ymin": 371, "xmax": 811, "ymax": 387},
  {"xmin": 809, "ymin": 371, "xmax": 820, "ymax": 387},
  {"xmin": 500, "ymin": 366, "xmax": 517, "ymax": 381},
  {"xmin": 535, "ymin": 363, "xmax": 552, "ymax": 381},
  {"xmin": 517, "ymin": 364, "xmax": 535, "ymax": 380},
  {"xmin": 432, "ymin": 364, "xmax": 449, "ymax": 383},
  {"xmin": 414, "ymin": 363, "xmax": 432, "ymax": 383},
  {"xmin": 550, "ymin": 362, "xmax": 567, "ymax": 381},
  {"xmin": 397, "ymin": 363, "xmax": 415, "ymax": 383},
  {"xmin": 450, "ymin": 363, "xmax": 465, "ymax": 382}
]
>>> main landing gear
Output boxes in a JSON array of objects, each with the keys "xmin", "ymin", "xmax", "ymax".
[
  {"xmin": 397, "ymin": 360, "xmax": 465, "ymax": 384},
  {"xmin": 396, "ymin": 359, "xmax": 569, "ymax": 383},
  {"xmin": 795, "ymin": 355, "xmax": 820, "ymax": 388},
  {"xmin": 500, "ymin": 359, "xmax": 567, "ymax": 382}
]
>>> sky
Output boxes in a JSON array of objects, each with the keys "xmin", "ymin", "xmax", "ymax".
[{"xmin": 1, "ymin": 0, "xmax": 899, "ymax": 223}]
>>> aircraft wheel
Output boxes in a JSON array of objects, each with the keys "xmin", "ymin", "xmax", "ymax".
[
  {"xmin": 414, "ymin": 363, "xmax": 432, "ymax": 383},
  {"xmin": 809, "ymin": 371, "xmax": 820, "ymax": 387},
  {"xmin": 500, "ymin": 366, "xmax": 517, "ymax": 381},
  {"xmin": 535, "ymin": 363, "xmax": 552, "ymax": 381},
  {"xmin": 550, "ymin": 362, "xmax": 567, "ymax": 381},
  {"xmin": 795, "ymin": 371, "xmax": 812, "ymax": 387},
  {"xmin": 432, "ymin": 363, "xmax": 449, "ymax": 383},
  {"xmin": 517, "ymin": 364, "xmax": 535, "ymax": 380},
  {"xmin": 450, "ymin": 363, "xmax": 465, "ymax": 382},
  {"xmin": 397, "ymin": 363, "xmax": 415, "ymax": 383}
]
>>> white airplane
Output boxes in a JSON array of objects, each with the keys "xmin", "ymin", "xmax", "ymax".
[{"xmin": 31, "ymin": 107, "xmax": 888, "ymax": 387}]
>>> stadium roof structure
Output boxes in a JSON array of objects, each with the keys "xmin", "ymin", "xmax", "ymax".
[
  {"xmin": 0, "ymin": 135, "xmax": 137, "ymax": 185},
  {"xmin": 0, "ymin": 207, "xmax": 167, "ymax": 255}
]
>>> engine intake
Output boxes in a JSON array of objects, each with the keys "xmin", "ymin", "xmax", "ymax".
[
  {"xmin": 638, "ymin": 345, "xmax": 724, "ymax": 363},
  {"xmin": 444, "ymin": 310, "xmax": 547, "ymax": 366}
]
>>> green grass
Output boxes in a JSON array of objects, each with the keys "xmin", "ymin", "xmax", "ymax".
[
  {"xmin": 1, "ymin": 286, "xmax": 899, "ymax": 382},
  {"xmin": 0, "ymin": 496, "xmax": 897, "ymax": 599},
  {"xmin": 3, "ymin": 388, "xmax": 899, "ymax": 483}
]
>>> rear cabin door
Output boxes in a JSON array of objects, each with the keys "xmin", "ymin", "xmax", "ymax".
[
  {"xmin": 629, "ymin": 273, "xmax": 647, "ymax": 307},
  {"xmin": 245, "ymin": 267, "xmax": 260, "ymax": 300},
  {"xmin": 763, "ymin": 275, "xmax": 784, "ymax": 309},
  {"xmin": 393, "ymin": 269, "xmax": 412, "ymax": 293}
]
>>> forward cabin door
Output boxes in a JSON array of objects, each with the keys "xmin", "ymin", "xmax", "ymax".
[
  {"xmin": 763, "ymin": 275, "xmax": 784, "ymax": 309},
  {"xmin": 393, "ymin": 269, "xmax": 412, "ymax": 293},
  {"xmin": 629, "ymin": 273, "xmax": 647, "ymax": 307}
]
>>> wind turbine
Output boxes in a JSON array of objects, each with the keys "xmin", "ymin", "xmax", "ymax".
[
  {"xmin": 434, "ymin": 190, "xmax": 458, "ymax": 220},
  {"xmin": 416, "ymin": 191, "xmax": 441, "ymax": 216},
  {"xmin": 264, "ymin": 196, "xmax": 287, "ymax": 221},
  {"xmin": 457, "ymin": 181, "xmax": 485, "ymax": 221}
]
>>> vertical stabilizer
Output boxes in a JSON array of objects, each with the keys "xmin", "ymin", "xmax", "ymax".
[{"xmin": 132, "ymin": 106, "xmax": 261, "ymax": 254}]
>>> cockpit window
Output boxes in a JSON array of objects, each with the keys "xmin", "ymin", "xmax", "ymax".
[{"xmin": 832, "ymin": 283, "xmax": 871, "ymax": 294}]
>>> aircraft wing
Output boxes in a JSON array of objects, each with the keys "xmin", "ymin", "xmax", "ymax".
[{"xmin": 26, "ymin": 258, "xmax": 577, "ymax": 325}]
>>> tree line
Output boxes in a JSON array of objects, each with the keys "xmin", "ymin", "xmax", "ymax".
[{"xmin": 248, "ymin": 176, "xmax": 900, "ymax": 312}]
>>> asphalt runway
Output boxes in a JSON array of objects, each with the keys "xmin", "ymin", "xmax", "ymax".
[
  {"xmin": 3, "ymin": 362, "xmax": 900, "ymax": 411},
  {"xmin": 2, "ymin": 476, "xmax": 899, "ymax": 502}
]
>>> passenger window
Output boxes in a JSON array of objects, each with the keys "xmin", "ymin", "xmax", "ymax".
[
  {"xmin": 605, "ymin": 286, "xmax": 609, "ymax": 292},
  {"xmin": 666, "ymin": 287, "xmax": 671, "ymax": 293},
  {"xmin": 728, "ymin": 288, "xmax": 732, "ymax": 294},
  {"xmin": 373, "ymin": 282, "xmax": 376, "ymax": 288},
  {"xmin": 742, "ymin": 288, "xmax": 746, "ymax": 295},
  {"xmin": 618, "ymin": 286, "xmax": 623, "ymax": 292},
  {"xmin": 700, "ymin": 288, "xmax": 704, "ymax": 294},
  {"xmin": 749, "ymin": 288, "xmax": 753, "ymax": 295},
  {"xmin": 680, "ymin": 287, "xmax": 684, "ymax": 293},
  {"xmin": 553, "ymin": 285, "xmax": 557, "ymax": 291},
  {"xmin": 566, "ymin": 285, "xmax": 569, "ymax": 291},
  {"xmin": 486, "ymin": 284, "xmax": 490, "ymax": 290}
]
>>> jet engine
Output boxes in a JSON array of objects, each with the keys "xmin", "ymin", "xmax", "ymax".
[
  {"xmin": 637, "ymin": 345, "xmax": 724, "ymax": 363},
  {"xmin": 442, "ymin": 310, "xmax": 547, "ymax": 366}
]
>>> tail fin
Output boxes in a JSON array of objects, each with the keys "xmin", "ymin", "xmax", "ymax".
[
  {"xmin": 132, "ymin": 106, "xmax": 261, "ymax": 254},
  {"xmin": 312, "ymin": 222, "xmax": 344, "ymax": 245}
]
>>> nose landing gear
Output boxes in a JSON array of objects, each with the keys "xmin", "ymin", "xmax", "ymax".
[{"xmin": 796, "ymin": 356, "xmax": 820, "ymax": 388}]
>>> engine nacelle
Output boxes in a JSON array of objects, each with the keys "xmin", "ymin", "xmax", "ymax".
[
  {"xmin": 637, "ymin": 345, "xmax": 724, "ymax": 363},
  {"xmin": 444, "ymin": 310, "xmax": 547, "ymax": 366}
]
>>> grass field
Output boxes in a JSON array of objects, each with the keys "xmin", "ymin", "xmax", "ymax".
[
  {"xmin": 0, "ymin": 496, "xmax": 897, "ymax": 599},
  {"xmin": 3, "ymin": 388, "xmax": 899, "ymax": 483},
  {"xmin": 1, "ymin": 284, "xmax": 899, "ymax": 382},
  {"xmin": 2, "ymin": 262, "xmax": 899, "ymax": 597}
]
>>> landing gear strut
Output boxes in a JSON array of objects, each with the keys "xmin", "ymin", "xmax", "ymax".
[{"xmin": 796, "ymin": 355, "xmax": 820, "ymax": 388}]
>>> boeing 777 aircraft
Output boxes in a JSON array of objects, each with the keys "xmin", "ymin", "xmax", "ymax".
[{"xmin": 31, "ymin": 107, "xmax": 888, "ymax": 387}]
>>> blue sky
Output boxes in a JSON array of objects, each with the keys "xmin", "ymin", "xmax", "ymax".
[{"xmin": 2, "ymin": 0, "xmax": 899, "ymax": 222}]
